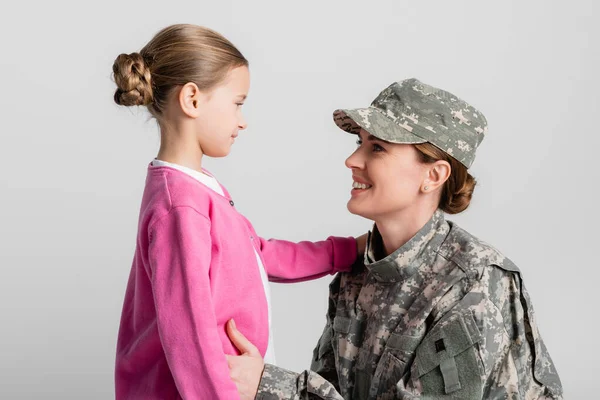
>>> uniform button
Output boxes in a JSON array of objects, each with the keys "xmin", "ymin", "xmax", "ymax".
[{"xmin": 229, "ymin": 200, "xmax": 235, "ymax": 206}]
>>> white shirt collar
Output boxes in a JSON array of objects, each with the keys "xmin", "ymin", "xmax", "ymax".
[{"xmin": 151, "ymin": 159, "xmax": 225, "ymax": 197}]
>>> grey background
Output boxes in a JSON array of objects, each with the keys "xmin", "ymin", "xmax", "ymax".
[{"xmin": 1, "ymin": 0, "xmax": 597, "ymax": 398}]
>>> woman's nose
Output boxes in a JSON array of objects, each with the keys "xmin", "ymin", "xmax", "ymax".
[{"xmin": 345, "ymin": 148, "xmax": 363, "ymax": 170}]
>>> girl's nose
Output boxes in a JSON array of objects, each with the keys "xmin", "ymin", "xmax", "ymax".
[{"xmin": 238, "ymin": 115, "xmax": 247, "ymax": 130}]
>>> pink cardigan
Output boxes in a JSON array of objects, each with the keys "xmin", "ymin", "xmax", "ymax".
[{"xmin": 115, "ymin": 165, "xmax": 357, "ymax": 399}]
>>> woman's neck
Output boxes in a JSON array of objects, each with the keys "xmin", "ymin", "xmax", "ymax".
[{"xmin": 374, "ymin": 204, "xmax": 438, "ymax": 258}]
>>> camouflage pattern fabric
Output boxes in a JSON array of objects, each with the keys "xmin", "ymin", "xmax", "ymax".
[
  {"xmin": 256, "ymin": 210, "xmax": 562, "ymax": 399},
  {"xmin": 334, "ymin": 78, "xmax": 488, "ymax": 169}
]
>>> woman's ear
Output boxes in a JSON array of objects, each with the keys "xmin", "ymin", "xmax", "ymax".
[
  {"xmin": 422, "ymin": 160, "xmax": 451, "ymax": 193},
  {"xmin": 178, "ymin": 82, "xmax": 204, "ymax": 118}
]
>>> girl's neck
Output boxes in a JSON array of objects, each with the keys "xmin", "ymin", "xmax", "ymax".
[{"xmin": 156, "ymin": 128, "xmax": 204, "ymax": 174}]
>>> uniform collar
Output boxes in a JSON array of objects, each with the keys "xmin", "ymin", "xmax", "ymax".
[{"xmin": 364, "ymin": 209, "xmax": 449, "ymax": 283}]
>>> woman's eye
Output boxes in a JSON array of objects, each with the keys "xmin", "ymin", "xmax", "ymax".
[
  {"xmin": 356, "ymin": 139, "xmax": 362, "ymax": 147},
  {"xmin": 373, "ymin": 144, "xmax": 384, "ymax": 152}
]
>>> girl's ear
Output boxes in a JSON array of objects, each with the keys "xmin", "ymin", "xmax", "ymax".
[{"xmin": 179, "ymin": 82, "xmax": 205, "ymax": 118}]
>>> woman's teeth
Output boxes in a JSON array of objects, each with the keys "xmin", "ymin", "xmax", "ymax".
[{"xmin": 352, "ymin": 181, "xmax": 372, "ymax": 190}]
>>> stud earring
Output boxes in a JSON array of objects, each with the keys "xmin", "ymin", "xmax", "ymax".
[{"xmin": 424, "ymin": 186, "xmax": 429, "ymax": 191}]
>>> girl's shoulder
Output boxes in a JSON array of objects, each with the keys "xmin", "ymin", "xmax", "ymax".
[{"xmin": 145, "ymin": 165, "xmax": 227, "ymax": 216}]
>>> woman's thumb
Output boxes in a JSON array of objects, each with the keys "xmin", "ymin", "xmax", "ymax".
[{"xmin": 227, "ymin": 319, "xmax": 260, "ymax": 356}]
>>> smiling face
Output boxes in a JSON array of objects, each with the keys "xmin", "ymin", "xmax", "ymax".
[{"xmin": 345, "ymin": 129, "xmax": 433, "ymax": 222}]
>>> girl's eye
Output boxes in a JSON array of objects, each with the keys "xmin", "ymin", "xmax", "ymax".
[
  {"xmin": 356, "ymin": 139, "xmax": 362, "ymax": 147},
  {"xmin": 372, "ymin": 144, "xmax": 384, "ymax": 152}
]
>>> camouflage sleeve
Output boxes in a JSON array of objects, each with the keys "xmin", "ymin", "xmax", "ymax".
[
  {"xmin": 478, "ymin": 267, "xmax": 563, "ymax": 399},
  {"xmin": 256, "ymin": 364, "xmax": 344, "ymax": 400},
  {"xmin": 255, "ymin": 364, "xmax": 301, "ymax": 400},
  {"xmin": 256, "ymin": 275, "xmax": 344, "ymax": 400},
  {"xmin": 255, "ymin": 322, "xmax": 344, "ymax": 400}
]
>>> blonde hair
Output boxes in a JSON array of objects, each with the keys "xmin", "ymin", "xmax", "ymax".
[
  {"xmin": 112, "ymin": 24, "xmax": 248, "ymax": 119},
  {"xmin": 414, "ymin": 143, "xmax": 476, "ymax": 214}
]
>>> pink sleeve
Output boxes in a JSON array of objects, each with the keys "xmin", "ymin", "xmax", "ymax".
[
  {"xmin": 148, "ymin": 207, "xmax": 240, "ymax": 400},
  {"xmin": 257, "ymin": 236, "xmax": 358, "ymax": 283}
]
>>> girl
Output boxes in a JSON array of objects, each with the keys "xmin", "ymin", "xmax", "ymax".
[{"xmin": 112, "ymin": 24, "xmax": 365, "ymax": 399}]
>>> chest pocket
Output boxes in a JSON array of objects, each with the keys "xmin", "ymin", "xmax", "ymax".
[
  {"xmin": 364, "ymin": 333, "xmax": 421, "ymax": 398},
  {"xmin": 414, "ymin": 311, "xmax": 483, "ymax": 397},
  {"xmin": 332, "ymin": 315, "xmax": 365, "ymax": 360}
]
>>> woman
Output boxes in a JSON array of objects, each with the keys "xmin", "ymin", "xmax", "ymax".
[{"xmin": 226, "ymin": 78, "xmax": 563, "ymax": 399}]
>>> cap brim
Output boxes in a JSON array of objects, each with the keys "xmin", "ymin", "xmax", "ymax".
[
  {"xmin": 333, "ymin": 107, "xmax": 427, "ymax": 144},
  {"xmin": 333, "ymin": 107, "xmax": 426, "ymax": 144}
]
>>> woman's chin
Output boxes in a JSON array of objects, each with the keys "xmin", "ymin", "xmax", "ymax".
[{"xmin": 347, "ymin": 200, "xmax": 370, "ymax": 219}]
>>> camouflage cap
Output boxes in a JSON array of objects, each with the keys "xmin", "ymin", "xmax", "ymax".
[{"xmin": 333, "ymin": 78, "xmax": 488, "ymax": 168}]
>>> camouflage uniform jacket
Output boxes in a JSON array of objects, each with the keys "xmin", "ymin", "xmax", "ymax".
[{"xmin": 256, "ymin": 210, "xmax": 562, "ymax": 399}]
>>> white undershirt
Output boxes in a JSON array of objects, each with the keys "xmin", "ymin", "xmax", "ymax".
[{"xmin": 151, "ymin": 159, "xmax": 276, "ymax": 365}]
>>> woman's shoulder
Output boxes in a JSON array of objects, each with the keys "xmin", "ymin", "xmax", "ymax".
[
  {"xmin": 440, "ymin": 221, "xmax": 520, "ymax": 277},
  {"xmin": 438, "ymin": 222, "xmax": 530, "ymax": 318}
]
